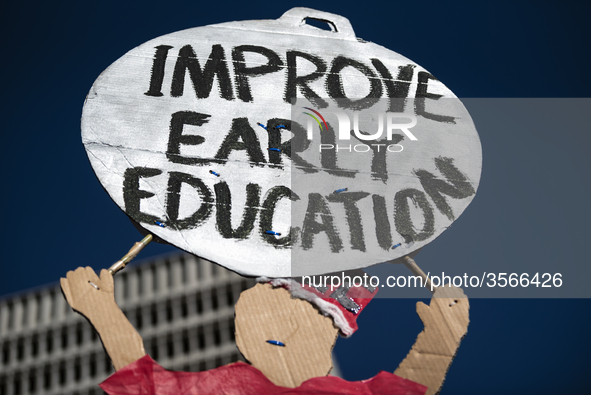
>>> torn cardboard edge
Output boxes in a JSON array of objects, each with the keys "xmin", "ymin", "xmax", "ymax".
[{"xmin": 258, "ymin": 276, "xmax": 377, "ymax": 337}]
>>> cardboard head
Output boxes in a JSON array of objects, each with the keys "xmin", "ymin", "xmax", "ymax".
[{"xmin": 235, "ymin": 283, "xmax": 339, "ymax": 387}]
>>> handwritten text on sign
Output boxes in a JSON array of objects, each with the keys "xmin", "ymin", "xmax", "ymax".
[{"xmin": 82, "ymin": 16, "xmax": 481, "ymax": 277}]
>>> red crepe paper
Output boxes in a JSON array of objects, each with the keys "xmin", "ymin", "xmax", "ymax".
[
  {"xmin": 298, "ymin": 274, "xmax": 378, "ymax": 336},
  {"xmin": 100, "ymin": 355, "xmax": 427, "ymax": 395}
]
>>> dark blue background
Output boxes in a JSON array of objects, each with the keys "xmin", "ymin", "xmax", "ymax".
[{"xmin": 1, "ymin": 1, "xmax": 590, "ymax": 393}]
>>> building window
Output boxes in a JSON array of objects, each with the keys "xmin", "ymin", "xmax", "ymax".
[
  {"xmin": 32, "ymin": 334, "xmax": 39, "ymax": 357},
  {"xmin": 181, "ymin": 296, "xmax": 188, "ymax": 318},
  {"xmin": 61, "ymin": 327, "xmax": 68, "ymax": 350},
  {"xmin": 89, "ymin": 353, "xmax": 97, "ymax": 378},
  {"xmin": 46, "ymin": 331, "xmax": 53, "ymax": 354},
  {"xmin": 74, "ymin": 357, "xmax": 82, "ymax": 382},
  {"xmin": 16, "ymin": 337, "xmax": 24, "ymax": 361},
  {"xmin": 59, "ymin": 361, "xmax": 67, "ymax": 386},
  {"xmin": 76, "ymin": 323, "xmax": 84, "ymax": 345},
  {"xmin": 2, "ymin": 342, "xmax": 9, "ymax": 364},
  {"xmin": 228, "ymin": 318, "xmax": 235, "ymax": 341},
  {"xmin": 43, "ymin": 365, "xmax": 51, "ymax": 390},
  {"xmin": 29, "ymin": 369, "xmax": 37, "ymax": 394},
  {"xmin": 197, "ymin": 327, "xmax": 205, "ymax": 350},
  {"xmin": 12, "ymin": 373, "xmax": 21, "ymax": 395},
  {"xmin": 213, "ymin": 323, "xmax": 221, "ymax": 346},
  {"xmin": 104, "ymin": 356, "xmax": 113, "ymax": 375},
  {"xmin": 166, "ymin": 334, "xmax": 174, "ymax": 358},
  {"xmin": 225, "ymin": 284, "xmax": 234, "ymax": 306},
  {"xmin": 150, "ymin": 338, "xmax": 159, "ymax": 360},
  {"xmin": 135, "ymin": 308, "xmax": 143, "ymax": 330},
  {"xmin": 182, "ymin": 330, "xmax": 190, "ymax": 355},
  {"xmin": 211, "ymin": 289, "xmax": 219, "ymax": 311},
  {"xmin": 166, "ymin": 300, "xmax": 173, "ymax": 323},
  {"xmin": 150, "ymin": 304, "xmax": 158, "ymax": 326},
  {"xmin": 195, "ymin": 292, "xmax": 203, "ymax": 314}
]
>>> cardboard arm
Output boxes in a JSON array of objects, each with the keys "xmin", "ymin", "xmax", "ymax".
[
  {"xmin": 394, "ymin": 284, "xmax": 469, "ymax": 395},
  {"xmin": 61, "ymin": 235, "xmax": 153, "ymax": 371}
]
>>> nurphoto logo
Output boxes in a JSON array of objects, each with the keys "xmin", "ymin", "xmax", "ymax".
[{"xmin": 303, "ymin": 106, "xmax": 418, "ymax": 153}]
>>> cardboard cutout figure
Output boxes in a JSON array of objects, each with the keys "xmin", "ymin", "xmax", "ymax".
[
  {"xmin": 67, "ymin": 7, "xmax": 476, "ymax": 394},
  {"xmin": 61, "ymin": 266, "xmax": 469, "ymax": 395}
]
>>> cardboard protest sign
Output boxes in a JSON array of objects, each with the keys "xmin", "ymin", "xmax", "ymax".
[{"xmin": 82, "ymin": 7, "xmax": 481, "ymax": 278}]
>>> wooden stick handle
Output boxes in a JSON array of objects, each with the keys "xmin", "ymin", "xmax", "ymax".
[
  {"xmin": 402, "ymin": 255, "xmax": 436, "ymax": 294},
  {"xmin": 108, "ymin": 234, "xmax": 153, "ymax": 275}
]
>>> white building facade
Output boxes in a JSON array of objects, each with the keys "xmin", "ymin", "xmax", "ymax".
[{"xmin": 0, "ymin": 253, "xmax": 255, "ymax": 395}]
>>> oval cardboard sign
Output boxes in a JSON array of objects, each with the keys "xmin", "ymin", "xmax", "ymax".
[{"xmin": 82, "ymin": 8, "xmax": 482, "ymax": 277}]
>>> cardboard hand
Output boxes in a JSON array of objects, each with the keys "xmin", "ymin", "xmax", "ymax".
[
  {"xmin": 60, "ymin": 266, "xmax": 145, "ymax": 370},
  {"xmin": 415, "ymin": 284, "xmax": 469, "ymax": 342},
  {"xmin": 60, "ymin": 267, "xmax": 116, "ymax": 320}
]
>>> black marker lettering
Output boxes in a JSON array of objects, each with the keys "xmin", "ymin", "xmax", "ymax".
[
  {"xmin": 259, "ymin": 186, "xmax": 299, "ymax": 248},
  {"xmin": 326, "ymin": 56, "xmax": 382, "ymax": 110},
  {"xmin": 284, "ymin": 51, "xmax": 328, "ymax": 108},
  {"xmin": 321, "ymin": 121, "xmax": 357, "ymax": 178},
  {"xmin": 371, "ymin": 59, "xmax": 414, "ymax": 112},
  {"xmin": 352, "ymin": 131, "xmax": 404, "ymax": 182},
  {"xmin": 171, "ymin": 44, "xmax": 233, "ymax": 100},
  {"xmin": 214, "ymin": 181, "xmax": 261, "ymax": 239},
  {"xmin": 215, "ymin": 117, "xmax": 266, "ymax": 166},
  {"xmin": 265, "ymin": 118, "xmax": 318, "ymax": 173},
  {"xmin": 327, "ymin": 191, "xmax": 370, "ymax": 252},
  {"xmin": 145, "ymin": 45, "xmax": 173, "ymax": 97},
  {"xmin": 372, "ymin": 194, "xmax": 393, "ymax": 251},
  {"xmin": 167, "ymin": 111, "xmax": 211, "ymax": 165},
  {"xmin": 301, "ymin": 193, "xmax": 343, "ymax": 253},
  {"xmin": 415, "ymin": 71, "xmax": 455, "ymax": 123},
  {"xmin": 415, "ymin": 157, "xmax": 475, "ymax": 220},
  {"xmin": 232, "ymin": 45, "xmax": 283, "ymax": 102},
  {"xmin": 166, "ymin": 172, "xmax": 214, "ymax": 230},
  {"xmin": 394, "ymin": 188, "xmax": 435, "ymax": 243},
  {"xmin": 123, "ymin": 167, "xmax": 162, "ymax": 224}
]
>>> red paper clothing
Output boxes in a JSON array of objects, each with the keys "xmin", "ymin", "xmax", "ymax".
[{"xmin": 100, "ymin": 355, "xmax": 427, "ymax": 395}]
